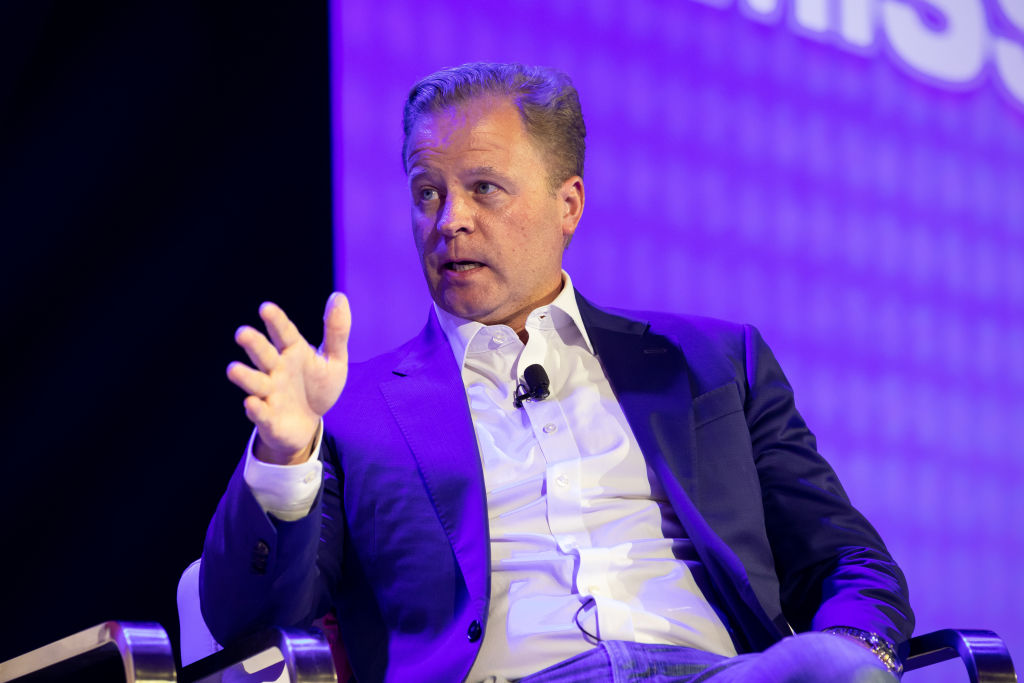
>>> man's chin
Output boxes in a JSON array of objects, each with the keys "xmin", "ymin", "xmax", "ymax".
[
  {"xmin": 433, "ymin": 291, "xmax": 504, "ymax": 325},
  {"xmin": 437, "ymin": 301, "xmax": 495, "ymax": 324}
]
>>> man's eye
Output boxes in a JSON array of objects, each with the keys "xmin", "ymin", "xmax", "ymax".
[
  {"xmin": 475, "ymin": 182, "xmax": 497, "ymax": 195},
  {"xmin": 419, "ymin": 188, "xmax": 439, "ymax": 202}
]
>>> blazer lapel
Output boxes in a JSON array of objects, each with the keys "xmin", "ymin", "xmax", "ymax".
[
  {"xmin": 377, "ymin": 312, "xmax": 490, "ymax": 614},
  {"xmin": 576, "ymin": 293, "xmax": 782, "ymax": 652},
  {"xmin": 575, "ymin": 293, "xmax": 699, "ymax": 494}
]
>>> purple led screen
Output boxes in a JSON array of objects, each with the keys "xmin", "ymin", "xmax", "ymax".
[{"xmin": 331, "ymin": 1, "xmax": 1023, "ymax": 678}]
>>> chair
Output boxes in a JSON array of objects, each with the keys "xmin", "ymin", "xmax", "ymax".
[
  {"xmin": 177, "ymin": 559, "xmax": 344, "ymax": 683},
  {"xmin": 179, "ymin": 628, "xmax": 337, "ymax": 683},
  {"xmin": 177, "ymin": 559, "xmax": 221, "ymax": 668},
  {"xmin": 903, "ymin": 629, "xmax": 1017, "ymax": 682},
  {"xmin": 0, "ymin": 621, "xmax": 177, "ymax": 682},
  {"xmin": 180, "ymin": 560, "xmax": 1017, "ymax": 683}
]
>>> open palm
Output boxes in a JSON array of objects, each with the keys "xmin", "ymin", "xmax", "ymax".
[{"xmin": 226, "ymin": 293, "xmax": 351, "ymax": 465}]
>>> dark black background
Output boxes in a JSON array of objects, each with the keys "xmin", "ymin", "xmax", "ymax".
[{"xmin": 0, "ymin": 1, "xmax": 332, "ymax": 663}]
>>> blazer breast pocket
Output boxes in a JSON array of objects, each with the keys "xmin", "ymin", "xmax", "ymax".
[
  {"xmin": 692, "ymin": 382, "xmax": 743, "ymax": 429},
  {"xmin": 691, "ymin": 383, "xmax": 762, "ymax": 516}
]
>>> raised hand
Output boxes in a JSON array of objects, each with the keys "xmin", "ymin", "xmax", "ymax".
[{"xmin": 226, "ymin": 293, "xmax": 351, "ymax": 465}]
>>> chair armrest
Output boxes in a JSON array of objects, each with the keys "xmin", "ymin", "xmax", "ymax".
[
  {"xmin": 903, "ymin": 629, "xmax": 1017, "ymax": 682},
  {"xmin": 0, "ymin": 621, "xmax": 175, "ymax": 683},
  {"xmin": 179, "ymin": 627, "xmax": 336, "ymax": 683}
]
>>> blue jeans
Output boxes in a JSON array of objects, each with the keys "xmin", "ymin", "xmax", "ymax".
[{"xmin": 513, "ymin": 632, "xmax": 897, "ymax": 683}]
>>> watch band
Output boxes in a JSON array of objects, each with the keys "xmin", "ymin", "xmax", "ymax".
[{"xmin": 825, "ymin": 626, "xmax": 903, "ymax": 678}]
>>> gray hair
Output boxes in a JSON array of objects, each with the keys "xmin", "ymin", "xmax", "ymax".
[{"xmin": 402, "ymin": 62, "xmax": 586, "ymax": 189}]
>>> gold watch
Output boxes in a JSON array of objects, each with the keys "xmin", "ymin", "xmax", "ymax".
[{"xmin": 824, "ymin": 626, "xmax": 903, "ymax": 678}]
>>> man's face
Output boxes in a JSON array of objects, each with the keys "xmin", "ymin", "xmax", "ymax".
[{"xmin": 406, "ymin": 96, "xmax": 584, "ymax": 331}]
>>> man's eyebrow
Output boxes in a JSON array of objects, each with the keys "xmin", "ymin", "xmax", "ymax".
[
  {"xmin": 407, "ymin": 166, "xmax": 510, "ymax": 185},
  {"xmin": 463, "ymin": 166, "xmax": 509, "ymax": 179},
  {"xmin": 407, "ymin": 167, "xmax": 433, "ymax": 183}
]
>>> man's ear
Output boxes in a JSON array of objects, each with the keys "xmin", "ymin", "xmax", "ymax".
[{"xmin": 558, "ymin": 175, "xmax": 585, "ymax": 246}]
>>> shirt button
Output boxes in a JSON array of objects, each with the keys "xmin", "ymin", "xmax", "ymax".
[
  {"xmin": 556, "ymin": 474, "xmax": 570, "ymax": 487},
  {"xmin": 301, "ymin": 472, "xmax": 316, "ymax": 484},
  {"xmin": 543, "ymin": 423, "xmax": 557, "ymax": 434},
  {"xmin": 467, "ymin": 620, "xmax": 482, "ymax": 642},
  {"xmin": 588, "ymin": 585, "xmax": 602, "ymax": 595}
]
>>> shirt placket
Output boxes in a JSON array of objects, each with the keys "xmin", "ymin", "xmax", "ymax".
[{"xmin": 517, "ymin": 322, "xmax": 636, "ymax": 642}]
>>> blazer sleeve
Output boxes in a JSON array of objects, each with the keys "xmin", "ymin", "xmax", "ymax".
[
  {"xmin": 198, "ymin": 435, "xmax": 344, "ymax": 646},
  {"xmin": 741, "ymin": 324, "xmax": 914, "ymax": 646}
]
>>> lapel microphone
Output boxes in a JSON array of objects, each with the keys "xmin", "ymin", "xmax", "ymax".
[{"xmin": 513, "ymin": 364, "xmax": 550, "ymax": 408}]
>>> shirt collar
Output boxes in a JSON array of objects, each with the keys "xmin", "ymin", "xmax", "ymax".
[{"xmin": 433, "ymin": 270, "xmax": 595, "ymax": 370}]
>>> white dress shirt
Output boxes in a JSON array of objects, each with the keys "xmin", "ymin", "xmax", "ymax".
[
  {"xmin": 244, "ymin": 272, "xmax": 736, "ymax": 681},
  {"xmin": 438, "ymin": 273, "xmax": 736, "ymax": 681}
]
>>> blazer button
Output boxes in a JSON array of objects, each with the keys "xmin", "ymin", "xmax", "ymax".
[
  {"xmin": 467, "ymin": 620, "xmax": 482, "ymax": 643},
  {"xmin": 251, "ymin": 540, "xmax": 270, "ymax": 575}
]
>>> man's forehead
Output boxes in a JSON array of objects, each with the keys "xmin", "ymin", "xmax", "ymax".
[{"xmin": 405, "ymin": 96, "xmax": 530, "ymax": 169}]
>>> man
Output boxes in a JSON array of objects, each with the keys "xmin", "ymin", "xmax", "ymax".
[{"xmin": 202, "ymin": 63, "xmax": 912, "ymax": 682}]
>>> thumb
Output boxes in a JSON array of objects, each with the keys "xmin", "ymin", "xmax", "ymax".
[{"xmin": 321, "ymin": 291, "xmax": 351, "ymax": 361}]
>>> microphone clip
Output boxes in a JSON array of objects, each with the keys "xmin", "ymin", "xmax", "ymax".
[{"xmin": 513, "ymin": 364, "xmax": 550, "ymax": 408}]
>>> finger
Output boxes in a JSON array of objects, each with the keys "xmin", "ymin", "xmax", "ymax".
[
  {"xmin": 259, "ymin": 301, "xmax": 305, "ymax": 351},
  {"xmin": 243, "ymin": 395, "xmax": 269, "ymax": 426},
  {"xmin": 320, "ymin": 292, "xmax": 351, "ymax": 361},
  {"xmin": 226, "ymin": 361, "xmax": 272, "ymax": 398},
  {"xmin": 235, "ymin": 325, "xmax": 279, "ymax": 372}
]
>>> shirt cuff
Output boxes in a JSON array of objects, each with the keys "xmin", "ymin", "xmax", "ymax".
[{"xmin": 242, "ymin": 423, "xmax": 323, "ymax": 522}]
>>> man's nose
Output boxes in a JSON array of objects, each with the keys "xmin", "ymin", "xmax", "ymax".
[{"xmin": 436, "ymin": 192, "xmax": 473, "ymax": 237}]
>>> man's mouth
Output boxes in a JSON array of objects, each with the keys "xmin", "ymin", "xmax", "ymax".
[{"xmin": 444, "ymin": 261, "xmax": 484, "ymax": 273}]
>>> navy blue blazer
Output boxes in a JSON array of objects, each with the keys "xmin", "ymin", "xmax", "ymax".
[{"xmin": 200, "ymin": 294, "xmax": 913, "ymax": 683}]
